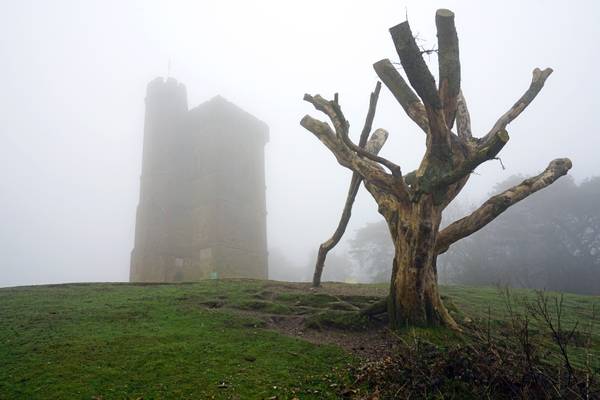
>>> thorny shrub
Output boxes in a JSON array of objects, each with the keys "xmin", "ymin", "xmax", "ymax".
[{"xmin": 350, "ymin": 290, "xmax": 599, "ymax": 399}]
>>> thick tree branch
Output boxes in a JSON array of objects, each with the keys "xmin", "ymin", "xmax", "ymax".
[
  {"xmin": 481, "ymin": 67, "xmax": 553, "ymax": 142},
  {"xmin": 455, "ymin": 90, "xmax": 472, "ymax": 139},
  {"xmin": 389, "ymin": 20, "xmax": 451, "ymax": 158},
  {"xmin": 430, "ymin": 129, "xmax": 509, "ymax": 190},
  {"xmin": 389, "ymin": 22, "xmax": 441, "ymax": 110},
  {"xmin": 300, "ymin": 115, "xmax": 336, "ymax": 143},
  {"xmin": 303, "ymin": 94, "xmax": 404, "ymax": 179},
  {"xmin": 373, "ymin": 59, "xmax": 429, "ymax": 133},
  {"xmin": 436, "ymin": 158, "xmax": 573, "ymax": 254},
  {"xmin": 303, "ymin": 94, "xmax": 349, "ymax": 138},
  {"xmin": 301, "ymin": 113, "xmax": 404, "ymax": 198},
  {"xmin": 436, "ymin": 9, "xmax": 461, "ymax": 129},
  {"xmin": 429, "ymin": 67, "xmax": 551, "ymax": 193}
]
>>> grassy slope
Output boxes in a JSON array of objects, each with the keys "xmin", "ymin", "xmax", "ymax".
[
  {"xmin": 0, "ymin": 281, "xmax": 351, "ymax": 399},
  {"xmin": 444, "ymin": 285, "xmax": 600, "ymax": 370},
  {"xmin": 0, "ymin": 280, "xmax": 598, "ymax": 399}
]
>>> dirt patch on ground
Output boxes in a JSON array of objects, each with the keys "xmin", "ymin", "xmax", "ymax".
[
  {"xmin": 264, "ymin": 314, "xmax": 397, "ymax": 361},
  {"xmin": 193, "ymin": 280, "xmax": 398, "ymax": 361},
  {"xmin": 264, "ymin": 280, "xmax": 389, "ymax": 298}
]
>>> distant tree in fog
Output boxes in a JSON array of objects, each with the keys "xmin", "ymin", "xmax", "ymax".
[
  {"xmin": 441, "ymin": 175, "xmax": 600, "ymax": 294},
  {"xmin": 348, "ymin": 222, "xmax": 393, "ymax": 283},
  {"xmin": 268, "ymin": 248, "xmax": 308, "ymax": 282},
  {"xmin": 309, "ymin": 250, "xmax": 355, "ymax": 283},
  {"xmin": 269, "ymin": 248, "xmax": 354, "ymax": 283}
]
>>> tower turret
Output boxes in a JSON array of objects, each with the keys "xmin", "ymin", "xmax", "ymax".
[{"xmin": 130, "ymin": 77, "xmax": 189, "ymax": 281}]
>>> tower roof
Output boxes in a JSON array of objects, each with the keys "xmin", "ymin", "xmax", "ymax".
[{"xmin": 188, "ymin": 95, "xmax": 269, "ymax": 143}]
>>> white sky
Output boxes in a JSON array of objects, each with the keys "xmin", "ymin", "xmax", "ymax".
[{"xmin": 1, "ymin": 0, "xmax": 599, "ymax": 287}]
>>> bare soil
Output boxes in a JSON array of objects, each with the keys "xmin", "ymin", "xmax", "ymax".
[{"xmin": 219, "ymin": 280, "xmax": 399, "ymax": 361}]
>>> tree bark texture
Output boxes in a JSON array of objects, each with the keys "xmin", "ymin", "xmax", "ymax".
[{"xmin": 301, "ymin": 9, "xmax": 571, "ymax": 329}]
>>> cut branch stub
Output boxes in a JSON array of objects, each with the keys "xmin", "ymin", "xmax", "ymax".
[
  {"xmin": 365, "ymin": 128, "xmax": 389, "ymax": 153},
  {"xmin": 300, "ymin": 114, "xmax": 336, "ymax": 142},
  {"xmin": 343, "ymin": 126, "xmax": 402, "ymax": 178},
  {"xmin": 373, "ymin": 59, "xmax": 429, "ymax": 133},
  {"xmin": 436, "ymin": 8, "xmax": 461, "ymax": 129},
  {"xmin": 389, "ymin": 20, "xmax": 451, "ymax": 159},
  {"xmin": 455, "ymin": 90, "xmax": 472, "ymax": 139},
  {"xmin": 389, "ymin": 21, "xmax": 441, "ymax": 110}
]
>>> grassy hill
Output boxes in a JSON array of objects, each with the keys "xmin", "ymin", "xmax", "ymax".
[{"xmin": 1, "ymin": 280, "xmax": 598, "ymax": 399}]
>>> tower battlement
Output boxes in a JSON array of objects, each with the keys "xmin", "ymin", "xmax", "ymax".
[{"xmin": 145, "ymin": 77, "xmax": 188, "ymax": 108}]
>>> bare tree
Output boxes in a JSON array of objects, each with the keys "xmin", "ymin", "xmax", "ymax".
[{"xmin": 301, "ymin": 9, "xmax": 572, "ymax": 329}]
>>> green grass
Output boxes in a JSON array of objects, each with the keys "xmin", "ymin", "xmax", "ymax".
[
  {"xmin": 305, "ymin": 310, "xmax": 372, "ymax": 331},
  {"xmin": 0, "ymin": 281, "xmax": 352, "ymax": 399},
  {"xmin": 444, "ymin": 285, "xmax": 600, "ymax": 369},
  {"xmin": 0, "ymin": 280, "xmax": 598, "ymax": 399}
]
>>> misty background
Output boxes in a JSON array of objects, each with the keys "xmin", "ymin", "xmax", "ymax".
[{"xmin": 1, "ymin": 0, "xmax": 599, "ymax": 288}]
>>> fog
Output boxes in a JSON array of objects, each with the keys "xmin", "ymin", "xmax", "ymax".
[{"xmin": 1, "ymin": 0, "xmax": 599, "ymax": 287}]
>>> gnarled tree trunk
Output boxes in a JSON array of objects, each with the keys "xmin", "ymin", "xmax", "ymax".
[
  {"xmin": 301, "ymin": 9, "xmax": 571, "ymax": 329},
  {"xmin": 385, "ymin": 201, "xmax": 457, "ymax": 328}
]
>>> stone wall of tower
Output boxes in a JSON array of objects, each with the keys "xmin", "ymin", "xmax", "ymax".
[{"xmin": 130, "ymin": 78, "xmax": 268, "ymax": 282}]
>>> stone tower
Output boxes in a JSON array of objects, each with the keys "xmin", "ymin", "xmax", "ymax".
[{"xmin": 130, "ymin": 77, "xmax": 269, "ymax": 282}]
